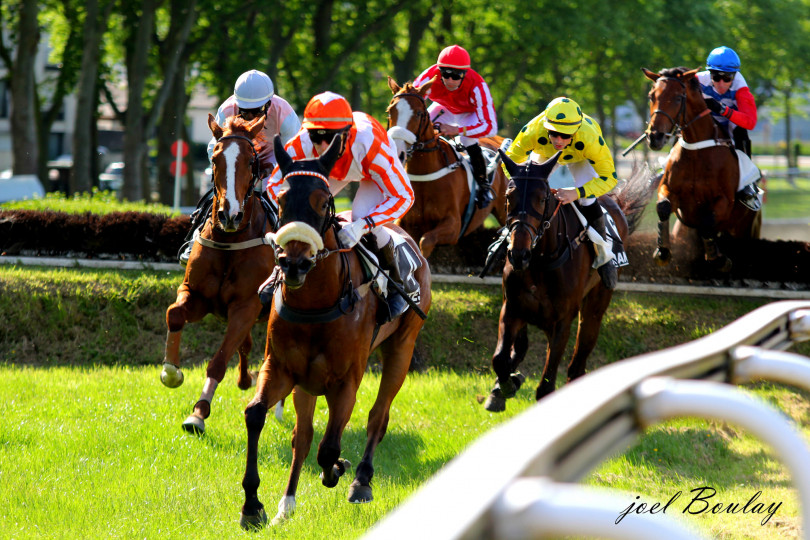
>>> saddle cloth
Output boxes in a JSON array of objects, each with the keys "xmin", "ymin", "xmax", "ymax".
[
  {"xmin": 356, "ymin": 229, "xmax": 422, "ymax": 304},
  {"xmin": 570, "ymin": 204, "xmax": 629, "ymax": 269}
]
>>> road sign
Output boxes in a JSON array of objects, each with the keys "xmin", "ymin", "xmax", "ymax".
[
  {"xmin": 170, "ymin": 160, "xmax": 188, "ymax": 176},
  {"xmin": 171, "ymin": 140, "xmax": 189, "ymax": 157}
]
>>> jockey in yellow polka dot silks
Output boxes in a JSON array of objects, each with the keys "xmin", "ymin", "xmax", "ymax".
[{"xmin": 505, "ymin": 96, "xmax": 619, "ymax": 289}]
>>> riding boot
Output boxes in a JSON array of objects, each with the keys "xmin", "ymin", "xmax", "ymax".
[
  {"xmin": 178, "ymin": 187, "xmax": 215, "ymax": 266},
  {"xmin": 580, "ymin": 202, "xmax": 618, "ymax": 290},
  {"xmin": 378, "ymin": 237, "xmax": 417, "ymax": 320},
  {"xmin": 466, "ymin": 143, "xmax": 493, "ymax": 209}
]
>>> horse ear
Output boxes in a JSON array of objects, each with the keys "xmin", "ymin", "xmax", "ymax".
[
  {"xmin": 317, "ymin": 131, "xmax": 344, "ymax": 174},
  {"xmin": 208, "ymin": 113, "xmax": 223, "ymax": 139},
  {"xmin": 641, "ymin": 68, "xmax": 659, "ymax": 82},
  {"xmin": 683, "ymin": 68, "xmax": 700, "ymax": 80},
  {"xmin": 535, "ymin": 150, "xmax": 562, "ymax": 179},
  {"xmin": 417, "ymin": 76, "xmax": 435, "ymax": 97},
  {"xmin": 498, "ymin": 148, "xmax": 522, "ymax": 178},
  {"xmin": 388, "ymin": 76, "xmax": 401, "ymax": 94},
  {"xmin": 247, "ymin": 113, "xmax": 266, "ymax": 137},
  {"xmin": 274, "ymin": 134, "xmax": 293, "ymax": 177}
]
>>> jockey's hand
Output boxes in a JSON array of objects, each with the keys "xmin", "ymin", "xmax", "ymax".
[
  {"xmin": 704, "ymin": 97, "xmax": 725, "ymax": 115},
  {"xmin": 551, "ymin": 188, "xmax": 577, "ymax": 205},
  {"xmin": 438, "ymin": 123, "xmax": 460, "ymax": 137},
  {"xmin": 337, "ymin": 219, "xmax": 368, "ymax": 249}
]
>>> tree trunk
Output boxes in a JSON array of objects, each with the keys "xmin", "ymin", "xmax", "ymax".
[{"xmin": 9, "ymin": 0, "xmax": 39, "ymax": 177}]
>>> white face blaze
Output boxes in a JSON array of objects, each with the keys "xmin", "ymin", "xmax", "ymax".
[
  {"xmin": 223, "ymin": 142, "xmax": 241, "ymax": 217},
  {"xmin": 387, "ymin": 99, "xmax": 417, "ymax": 163}
]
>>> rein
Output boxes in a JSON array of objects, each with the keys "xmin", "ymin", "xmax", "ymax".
[
  {"xmin": 647, "ymin": 76, "xmax": 723, "ymax": 146},
  {"xmin": 388, "ymin": 92, "xmax": 440, "ymax": 161}
]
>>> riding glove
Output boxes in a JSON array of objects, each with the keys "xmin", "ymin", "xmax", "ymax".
[
  {"xmin": 704, "ymin": 97, "xmax": 725, "ymax": 116},
  {"xmin": 337, "ymin": 219, "xmax": 368, "ymax": 249}
]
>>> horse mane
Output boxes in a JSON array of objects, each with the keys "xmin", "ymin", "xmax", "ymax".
[
  {"xmin": 386, "ymin": 81, "xmax": 420, "ymax": 114},
  {"xmin": 223, "ymin": 115, "xmax": 266, "ymax": 153},
  {"xmin": 658, "ymin": 66, "xmax": 701, "ymax": 92}
]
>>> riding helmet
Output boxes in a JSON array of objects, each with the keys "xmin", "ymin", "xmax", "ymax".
[
  {"xmin": 234, "ymin": 70, "xmax": 274, "ymax": 109},
  {"xmin": 706, "ymin": 46, "xmax": 741, "ymax": 72},
  {"xmin": 542, "ymin": 97, "xmax": 583, "ymax": 135},
  {"xmin": 437, "ymin": 45, "xmax": 471, "ymax": 70},
  {"xmin": 302, "ymin": 92, "xmax": 354, "ymax": 130}
]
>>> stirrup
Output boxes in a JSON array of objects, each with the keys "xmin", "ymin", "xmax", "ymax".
[
  {"xmin": 475, "ymin": 183, "xmax": 494, "ymax": 209},
  {"xmin": 178, "ymin": 240, "xmax": 193, "ymax": 266},
  {"xmin": 737, "ymin": 184, "xmax": 762, "ymax": 212}
]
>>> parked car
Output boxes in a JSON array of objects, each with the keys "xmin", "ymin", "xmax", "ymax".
[
  {"xmin": 0, "ymin": 169, "xmax": 45, "ymax": 203},
  {"xmin": 99, "ymin": 162, "xmax": 124, "ymax": 191}
]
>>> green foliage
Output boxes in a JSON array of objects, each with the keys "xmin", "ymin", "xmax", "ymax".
[{"xmin": 0, "ymin": 189, "xmax": 180, "ymax": 215}]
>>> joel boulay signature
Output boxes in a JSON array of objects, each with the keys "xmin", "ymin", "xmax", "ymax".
[{"xmin": 616, "ymin": 487, "xmax": 782, "ymax": 526}]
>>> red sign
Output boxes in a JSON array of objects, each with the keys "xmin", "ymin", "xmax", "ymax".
[
  {"xmin": 171, "ymin": 140, "xmax": 189, "ymax": 157},
  {"xmin": 170, "ymin": 161, "xmax": 188, "ymax": 176}
]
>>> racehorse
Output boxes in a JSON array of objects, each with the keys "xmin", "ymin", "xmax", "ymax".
[
  {"xmin": 239, "ymin": 135, "xmax": 431, "ymax": 529},
  {"xmin": 642, "ymin": 66, "xmax": 761, "ymax": 271},
  {"xmin": 161, "ymin": 114, "xmax": 278, "ymax": 434},
  {"xmin": 386, "ymin": 77, "xmax": 507, "ymax": 257},
  {"xmin": 483, "ymin": 150, "xmax": 652, "ymax": 412}
]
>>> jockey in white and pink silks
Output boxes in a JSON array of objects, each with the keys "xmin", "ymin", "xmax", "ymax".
[
  {"xmin": 412, "ymin": 44, "xmax": 498, "ymax": 209},
  {"xmin": 264, "ymin": 91, "xmax": 417, "ymax": 315}
]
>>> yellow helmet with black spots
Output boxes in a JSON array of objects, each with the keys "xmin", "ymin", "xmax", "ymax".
[{"xmin": 542, "ymin": 97, "xmax": 583, "ymax": 135}]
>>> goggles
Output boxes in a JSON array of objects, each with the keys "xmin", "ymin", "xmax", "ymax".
[
  {"xmin": 710, "ymin": 71, "xmax": 734, "ymax": 83},
  {"xmin": 309, "ymin": 129, "xmax": 341, "ymax": 145},
  {"xmin": 238, "ymin": 105, "xmax": 267, "ymax": 120},
  {"xmin": 439, "ymin": 68, "xmax": 466, "ymax": 81},
  {"xmin": 547, "ymin": 130, "xmax": 573, "ymax": 140}
]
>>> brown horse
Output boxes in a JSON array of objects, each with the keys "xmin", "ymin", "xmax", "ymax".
[
  {"xmin": 483, "ymin": 150, "xmax": 652, "ymax": 412},
  {"xmin": 161, "ymin": 114, "xmax": 277, "ymax": 434},
  {"xmin": 386, "ymin": 77, "xmax": 507, "ymax": 257},
  {"xmin": 239, "ymin": 135, "xmax": 431, "ymax": 530},
  {"xmin": 642, "ymin": 66, "xmax": 761, "ymax": 271}
]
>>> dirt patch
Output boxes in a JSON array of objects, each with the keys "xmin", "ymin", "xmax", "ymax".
[{"xmin": 427, "ymin": 227, "xmax": 810, "ymax": 290}]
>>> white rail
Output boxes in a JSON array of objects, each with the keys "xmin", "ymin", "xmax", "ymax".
[{"xmin": 364, "ymin": 301, "xmax": 810, "ymax": 540}]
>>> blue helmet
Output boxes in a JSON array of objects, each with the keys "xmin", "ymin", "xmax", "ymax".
[{"xmin": 706, "ymin": 46, "xmax": 740, "ymax": 72}]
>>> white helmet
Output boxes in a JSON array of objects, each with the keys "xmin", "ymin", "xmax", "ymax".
[{"xmin": 234, "ymin": 70, "xmax": 274, "ymax": 109}]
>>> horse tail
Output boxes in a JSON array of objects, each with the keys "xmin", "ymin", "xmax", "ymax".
[{"xmin": 611, "ymin": 158, "xmax": 657, "ymax": 235}]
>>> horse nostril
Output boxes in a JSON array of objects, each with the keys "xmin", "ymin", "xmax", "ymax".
[{"xmin": 218, "ymin": 210, "xmax": 228, "ymax": 223}]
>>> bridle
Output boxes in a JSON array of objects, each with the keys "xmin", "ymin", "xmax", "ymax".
[
  {"xmin": 215, "ymin": 134, "xmax": 262, "ymax": 225},
  {"xmin": 506, "ymin": 177, "xmax": 561, "ymax": 251},
  {"xmin": 387, "ymin": 92, "xmax": 439, "ymax": 162},
  {"xmin": 647, "ymin": 76, "xmax": 712, "ymax": 143}
]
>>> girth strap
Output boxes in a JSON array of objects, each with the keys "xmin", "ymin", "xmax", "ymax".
[
  {"xmin": 273, "ymin": 281, "xmax": 373, "ymax": 324},
  {"xmin": 193, "ymin": 228, "xmax": 273, "ymax": 251}
]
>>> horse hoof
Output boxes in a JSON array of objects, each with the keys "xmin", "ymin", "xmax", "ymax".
[
  {"xmin": 181, "ymin": 414, "xmax": 205, "ymax": 435},
  {"xmin": 320, "ymin": 458, "xmax": 351, "ymax": 488},
  {"xmin": 348, "ymin": 479, "xmax": 373, "ymax": 503},
  {"xmin": 653, "ymin": 248, "xmax": 671, "ymax": 266},
  {"xmin": 240, "ymin": 508, "xmax": 268, "ymax": 531},
  {"xmin": 484, "ymin": 392, "xmax": 506, "ymax": 412},
  {"xmin": 160, "ymin": 362, "xmax": 184, "ymax": 388}
]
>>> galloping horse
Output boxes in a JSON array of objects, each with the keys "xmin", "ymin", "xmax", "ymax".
[
  {"xmin": 239, "ymin": 135, "xmax": 431, "ymax": 529},
  {"xmin": 643, "ymin": 67, "xmax": 761, "ymax": 270},
  {"xmin": 483, "ymin": 150, "xmax": 652, "ymax": 412},
  {"xmin": 386, "ymin": 77, "xmax": 507, "ymax": 257},
  {"xmin": 161, "ymin": 114, "xmax": 277, "ymax": 434}
]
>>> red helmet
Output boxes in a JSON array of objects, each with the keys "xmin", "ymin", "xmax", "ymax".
[
  {"xmin": 301, "ymin": 92, "xmax": 353, "ymax": 130},
  {"xmin": 437, "ymin": 45, "xmax": 470, "ymax": 70}
]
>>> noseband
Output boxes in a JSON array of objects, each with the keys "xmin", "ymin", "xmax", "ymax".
[
  {"xmin": 647, "ymin": 77, "xmax": 711, "ymax": 141},
  {"xmin": 507, "ymin": 178, "xmax": 560, "ymax": 250}
]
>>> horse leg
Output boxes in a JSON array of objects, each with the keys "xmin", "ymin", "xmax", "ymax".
[
  {"xmin": 568, "ymin": 288, "xmax": 613, "ymax": 382},
  {"xmin": 272, "ymin": 387, "xmax": 316, "ymax": 525},
  {"xmin": 162, "ymin": 288, "xmax": 209, "ymax": 388},
  {"xmin": 653, "ymin": 198, "xmax": 672, "ymax": 266},
  {"xmin": 317, "ymin": 380, "xmax": 359, "ymax": 490},
  {"xmin": 484, "ymin": 306, "xmax": 526, "ymax": 412},
  {"xmin": 418, "ymin": 219, "xmax": 461, "ymax": 258},
  {"xmin": 235, "ymin": 333, "xmax": 284, "ymax": 422},
  {"xmin": 240, "ymin": 363, "xmax": 295, "ymax": 531},
  {"xmin": 536, "ymin": 320, "xmax": 573, "ymax": 400},
  {"xmin": 182, "ymin": 304, "xmax": 259, "ymax": 434},
  {"xmin": 349, "ymin": 329, "xmax": 415, "ymax": 503}
]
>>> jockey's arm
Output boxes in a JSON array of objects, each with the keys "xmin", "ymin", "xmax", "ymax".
[
  {"xmin": 726, "ymin": 86, "xmax": 757, "ymax": 131},
  {"xmin": 361, "ymin": 151, "xmax": 414, "ymax": 227},
  {"xmin": 578, "ymin": 141, "xmax": 618, "ymax": 199}
]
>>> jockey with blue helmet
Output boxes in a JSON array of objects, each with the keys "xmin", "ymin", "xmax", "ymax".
[{"xmin": 697, "ymin": 46, "xmax": 761, "ymax": 210}]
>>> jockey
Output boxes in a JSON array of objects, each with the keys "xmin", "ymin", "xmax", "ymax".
[
  {"xmin": 506, "ymin": 96, "xmax": 619, "ymax": 289},
  {"xmin": 698, "ymin": 45, "xmax": 760, "ymax": 210},
  {"xmin": 179, "ymin": 69, "xmax": 301, "ymax": 265},
  {"xmin": 413, "ymin": 44, "xmax": 498, "ymax": 209},
  {"xmin": 264, "ymin": 91, "xmax": 416, "ymax": 316}
]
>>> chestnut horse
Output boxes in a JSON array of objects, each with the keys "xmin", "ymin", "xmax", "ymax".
[
  {"xmin": 643, "ymin": 67, "xmax": 761, "ymax": 271},
  {"xmin": 386, "ymin": 77, "xmax": 507, "ymax": 257},
  {"xmin": 239, "ymin": 135, "xmax": 431, "ymax": 530},
  {"xmin": 161, "ymin": 114, "xmax": 277, "ymax": 434},
  {"xmin": 483, "ymin": 150, "xmax": 652, "ymax": 412}
]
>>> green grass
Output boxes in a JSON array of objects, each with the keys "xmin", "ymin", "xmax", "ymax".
[
  {"xmin": 0, "ymin": 189, "xmax": 179, "ymax": 215},
  {"xmin": 761, "ymin": 177, "xmax": 810, "ymax": 220},
  {"xmin": 2, "ymin": 266, "xmax": 809, "ymax": 539}
]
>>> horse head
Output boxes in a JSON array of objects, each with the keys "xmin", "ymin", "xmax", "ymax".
[
  {"xmin": 386, "ymin": 76, "xmax": 436, "ymax": 164},
  {"xmin": 208, "ymin": 113, "xmax": 266, "ymax": 232},
  {"xmin": 642, "ymin": 66, "xmax": 702, "ymax": 150},
  {"xmin": 272, "ymin": 133, "xmax": 343, "ymax": 288},
  {"xmin": 499, "ymin": 150, "xmax": 562, "ymax": 271}
]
